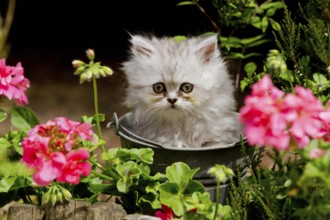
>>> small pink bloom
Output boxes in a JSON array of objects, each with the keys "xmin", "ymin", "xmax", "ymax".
[
  {"xmin": 0, "ymin": 59, "xmax": 30, "ymax": 105},
  {"xmin": 21, "ymin": 117, "xmax": 94, "ymax": 186},
  {"xmin": 309, "ymin": 148, "xmax": 327, "ymax": 159}
]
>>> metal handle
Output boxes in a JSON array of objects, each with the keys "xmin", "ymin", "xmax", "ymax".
[{"xmin": 106, "ymin": 112, "xmax": 119, "ymax": 135}]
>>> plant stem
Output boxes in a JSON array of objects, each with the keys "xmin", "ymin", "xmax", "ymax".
[
  {"xmin": 195, "ymin": 2, "xmax": 221, "ymax": 34},
  {"xmin": 213, "ymin": 179, "xmax": 221, "ymax": 220},
  {"xmin": 91, "ymin": 170, "xmax": 115, "ymax": 181},
  {"xmin": 235, "ymin": 47, "xmax": 246, "ymax": 88},
  {"xmin": 92, "ymin": 76, "xmax": 105, "ymax": 153}
]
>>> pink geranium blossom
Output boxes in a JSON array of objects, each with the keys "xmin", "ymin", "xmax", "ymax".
[
  {"xmin": 0, "ymin": 59, "xmax": 30, "ymax": 105},
  {"xmin": 239, "ymin": 75, "xmax": 290, "ymax": 150},
  {"xmin": 21, "ymin": 117, "xmax": 94, "ymax": 186},
  {"xmin": 282, "ymin": 86, "xmax": 324, "ymax": 147},
  {"xmin": 309, "ymin": 148, "xmax": 327, "ymax": 159},
  {"xmin": 239, "ymin": 74, "xmax": 325, "ymax": 150},
  {"xmin": 319, "ymin": 101, "xmax": 330, "ymax": 141}
]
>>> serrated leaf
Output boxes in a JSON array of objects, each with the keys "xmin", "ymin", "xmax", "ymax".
[
  {"xmin": 10, "ymin": 107, "xmax": 39, "ymax": 130},
  {"xmin": 165, "ymin": 162, "xmax": 199, "ymax": 191},
  {"xmin": 116, "ymin": 161, "xmax": 142, "ymax": 193}
]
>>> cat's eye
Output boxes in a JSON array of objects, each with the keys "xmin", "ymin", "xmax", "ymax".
[
  {"xmin": 180, "ymin": 83, "xmax": 193, "ymax": 93},
  {"xmin": 153, "ymin": 82, "xmax": 166, "ymax": 93}
]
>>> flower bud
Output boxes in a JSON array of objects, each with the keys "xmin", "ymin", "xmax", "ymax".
[
  {"xmin": 74, "ymin": 66, "xmax": 86, "ymax": 75},
  {"xmin": 102, "ymin": 66, "xmax": 114, "ymax": 76},
  {"xmin": 57, "ymin": 191, "xmax": 63, "ymax": 202},
  {"xmin": 51, "ymin": 194, "xmax": 58, "ymax": 205},
  {"xmin": 61, "ymin": 187, "xmax": 72, "ymax": 201},
  {"xmin": 72, "ymin": 60, "xmax": 85, "ymax": 68},
  {"xmin": 86, "ymin": 49, "xmax": 95, "ymax": 61},
  {"xmin": 42, "ymin": 191, "xmax": 51, "ymax": 205}
]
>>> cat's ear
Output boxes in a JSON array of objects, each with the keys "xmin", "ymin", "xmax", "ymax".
[
  {"xmin": 195, "ymin": 35, "xmax": 219, "ymax": 63},
  {"xmin": 130, "ymin": 35, "xmax": 154, "ymax": 57}
]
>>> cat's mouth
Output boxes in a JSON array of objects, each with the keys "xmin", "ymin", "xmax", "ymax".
[{"xmin": 169, "ymin": 104, "xmax": 178, "ymax": 109}]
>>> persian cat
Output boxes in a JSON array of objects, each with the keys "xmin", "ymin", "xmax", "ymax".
[{"xmin": 122, "ymin": 34, "xmax": 242, "ymax": 148}]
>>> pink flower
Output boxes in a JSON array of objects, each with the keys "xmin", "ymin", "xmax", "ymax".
[
  {"xmin": 155, "ymin": 205, "xmax": 174, "ymax": 220},
  {"xmin": 282, "ymin": 87, "xmax": 324, "ymax": 148},
  {"xmin": 319, "ymin": 102, "xmax": 330, "ymax": 141},
  {"xmin": 239, "ymin": 74, "xmax": 325, "ymax": 150},
  {"xmin": 309, "ymin": 148, "xmax": 327, "ymax": 159},
  {"xmin": 0, "ymin": 59, "xmax": 30, "ymax": 105},
  {"xmin": 239, "ymin": 75, "xmax": 290, "ymax": 150},
  {"xmin": 56, "ymin": 148, "xmax": 92, "ymax": 184},
  {"xmin": 21, "ymin": 117, "xmax": 94, "ymax": 186}
]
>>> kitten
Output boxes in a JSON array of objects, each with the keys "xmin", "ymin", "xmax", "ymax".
[{"xmin": 122, "ymin": 34, "xmax": 242, "ymax": 148}]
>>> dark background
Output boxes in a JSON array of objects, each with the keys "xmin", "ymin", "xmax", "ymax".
[
  {"xmin": 8, "ymin": 0, "xmax": 215, "ymax": 58},
  {"xmin": 2, "ymin": 0, "xmax": 217, "ymax": 143}
]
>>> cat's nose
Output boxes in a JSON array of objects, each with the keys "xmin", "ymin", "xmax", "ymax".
[{"xmin": 167, "ymin": 98, "xmax": 178, "ymax": 104}]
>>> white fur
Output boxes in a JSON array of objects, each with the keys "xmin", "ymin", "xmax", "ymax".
[{"xmin": 122, "ymin": 35, "xmax": 242, "ymax": 148}]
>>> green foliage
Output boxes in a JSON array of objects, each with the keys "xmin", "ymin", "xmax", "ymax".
[
  {"xmin": 241, "ymin": 0, "xmax": 330, "ymax": 104},
  {"xmin": 10, "ymin": 106, "xmax": 39, "ymax": 130},
  {"xmin": 178, "ymin": 0, "xmax": 284, "ymax": 87},
  {"xmin": 229, "ymin": 147, "xmax": 296, "ymax": 220}
]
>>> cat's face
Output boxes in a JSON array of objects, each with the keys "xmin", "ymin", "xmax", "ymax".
[{"xmin": 123, "ymin": 35, "xmax": 231, "ymax": 121}]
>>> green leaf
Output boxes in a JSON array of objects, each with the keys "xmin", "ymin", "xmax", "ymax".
[
  {"xmin": 258, "ymin": 1, "xmax": 284, "ymax": 13},
  {"xmin": 244, "ymin": 62, "xmax": 257, "ymax": 76},
  {"xmin": 173, "ymin": 35, "xmax": 187, "ymax": 43},
  {"xmin": 266, "ymin": 8, "xmax": 276, "ymax": 17},
  {"xmin": 159, "ymin": 182, "xmax": 185, "ymax": 215},
  {"xmin": 87, "ymin": 177, "xmax": 112, "ymax": 193},
  {"xmin": 0, "ymin": 176, "xmax": 17, "ymax": 193},
  {"xmin": 177, "ymin": 1, "xmax": 196, "ymax": 6},
  {"xmin": 240, "ymin": 35, "xmax": 265, "ymax": 46},
  {"xmin": 261, "ymin": 16, "xmax": 269, "ymax": 33},
  {"xmin": 165, "ymin": 162, "xmax": 199, "ymax": 191},
  {"xmin": 250, "ymin": 16, "xmax": 261, "ymax": 29},
  {"xmin": 10, "ymin": 107, "xmax": 39, "ymax": 130},
  {"xmin": 116, "ymin": 161, "xmax": 142, "ymax": 193},
  {"xmin": 219, "ymin": 36, "xmax": 243, "ymax": 50},
  {"xmin": 240, "ymin": 78, "xmax": 249, "ymax": 92},
  {"xmin": 313, "ymin": 73, "xmax": 328, "ymax": 84},
  {"xmin": 0, "ymin": 110, "xmax": 7, "ymax": 123}
]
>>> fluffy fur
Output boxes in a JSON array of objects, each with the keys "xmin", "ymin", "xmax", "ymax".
[{"xmin": 122, "ymin": 34, "xmax": 242, "ymax": 148}]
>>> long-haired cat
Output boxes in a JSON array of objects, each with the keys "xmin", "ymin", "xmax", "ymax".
[{"xmin": 122, "ymin": 34, "xmax": 242, "ymax": 148}]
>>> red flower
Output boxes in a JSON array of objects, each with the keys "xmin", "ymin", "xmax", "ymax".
[{"xmin": 155, "ymin": 205, "xmax": 174, "ymax": 220}]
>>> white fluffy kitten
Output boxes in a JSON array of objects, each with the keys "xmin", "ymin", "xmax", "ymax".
[{"xmin": 122, "ymin": 34, "xmax": 241, "ymax": 148}]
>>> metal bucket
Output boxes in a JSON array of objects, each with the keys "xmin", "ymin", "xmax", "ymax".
[{"xmin": 111, "ymin": 112, "xmax": 246, "ymax": 203}]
